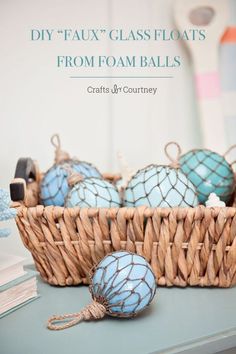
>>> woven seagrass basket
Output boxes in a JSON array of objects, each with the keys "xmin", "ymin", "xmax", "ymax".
[{"xmin": 10, "ymin": 157, "xmax": 236, "ymax": 288}]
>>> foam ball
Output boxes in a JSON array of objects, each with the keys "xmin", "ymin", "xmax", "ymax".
[
  {"xmin": 65, "ymin": 177, "xmax": 121, "ymax": 208},
  {"xmin": 124, "ymin": 164, "xmax": 198, "ymax": 207},
  {"xmin": 91, "ymin": 251, "xmax": 156, "ymax": 317},
  {"xmin": 40, "ymin": 161, "xmax": 101, "ymax": 206},
  {"xmin": 179, "ymin": 149, "xmax": 235, "ymax": 204}
]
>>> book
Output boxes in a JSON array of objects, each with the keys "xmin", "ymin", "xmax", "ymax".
[
  {"xmin": 0, "ymin": 269, "xmax": 39, "ymax": 318},
  {"xmin": 0, "ymin": 252, "xmax": 26, "ymax": 286}
]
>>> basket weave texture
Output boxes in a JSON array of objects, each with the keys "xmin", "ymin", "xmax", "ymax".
[{"xmin": 13, "ymin": 176, "xmax": 236, "ymax": 288}]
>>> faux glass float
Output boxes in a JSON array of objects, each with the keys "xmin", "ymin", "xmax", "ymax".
[
  {"xmin": 179, "ymin": 149, "xmax": 235, "ymax": 204},
  {"xmin": 40, "ymin": 135, "xmax": 102, "ymax": 206},
  {"xmin": 47, "ymin": 251, "xmax": 157, "ymax": 330},
  {"xmin": 124, "ymin": 164, "xmax": 198, "ymax": 208}
]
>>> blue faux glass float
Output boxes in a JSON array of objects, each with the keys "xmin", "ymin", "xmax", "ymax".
[
  {"xmin": 41, "ymin": 161, "xmax": 101, "ymax": 207},
  {"xmin": 40, "ymin": 135, "xmax": 102, "ymax": 206},
  {"xmin": 91, "ymin": 251, "xmax": 156, "ymax": 317},
  {"xmin": 124, "ymin": 164, "xmax": 198, "ymax": 208},
  {"xmin": 47, "ymin": 251, "xmax": 157, "ymax": 330},
  {"xmin": 179, "ymin": 149, "xmax": 235, "ymax": 204},
  {"xmin": 65, "ymin": 174, "xmax": 121, "ymax": 208}
]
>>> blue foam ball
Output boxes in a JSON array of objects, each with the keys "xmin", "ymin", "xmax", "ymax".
[
  {"xmin": 65, "ymin": 177, "xmax": 121, "ymax": 208},
  {"xmin": 124, "ymin": 164, "xmax": 198, "ymax": 208},
  {"xmin": 40, "ymin": 160, "xmax": 101, "ymax": 206},
  {"xmin": 91, "ymin": 251, "xmax": 156, "ymax": 317},
  {"xmin": 179, "ymin": 150, "xmax": 235, "ymax": 204}
]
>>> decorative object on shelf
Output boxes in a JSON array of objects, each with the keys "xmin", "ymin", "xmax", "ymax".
[
  {"xmin": 10, "ymin": 151, "xmax": 236, "ymax": 288},
  {"xmin": 0, "ymin": 191, "xmax": 38, "ymax": 318},
  {"xmin": 0, "ymin": 267, "xmax": 39, "ymax": 318},
  {"xmin": 179, "ymin": 147, "xmax": 235, "ymax": 204},
  {"xmin": 47, "ymin": 251, "xmax": 157, "ymax": 330},
  {"xmin": 174, "ymin": 0, "xmax": 229, "ymax": 153},
  {"xmin": 40, "ymin": 134, "xmax": 102, "ymax": 206},
  {"xmin": 10, "ymin": 158, "xmax": 40, "ymax": 207},
  {"xmin": 116, "ymin": 151, "xmax": 134, "ymax": 191},
  {"xmin": 65, "ymin": 172, "xmax": 121, "ymax": 208},
  {"xmin": 0, "ymin": 189, "xmax": 17, "ymax": 237},
  {"xmin": 221, "ymin": 24, "xmax": 236, "ymax": 152},
  {"xmin": 205, "ymin": 193, "xmax": 226, "ymax": 208},
  {"xmin": 124, "ymin": 143, "xmax": 198, "ymax": 208}
]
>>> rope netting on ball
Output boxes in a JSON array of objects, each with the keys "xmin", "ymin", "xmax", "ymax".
[
  {"xmin": 65, "ymin": 177, "xmax": 121, "ymax": 208},
  {"xmin": 40, "ymin": 162, "xmax": 71, "ymax": 205},
  {"xmin": 180, "ymin": 149, "xmax": 235, "ymax": 203},
  {"xmin": 90, "ymin": 251, "xmax": 156, "ymax": 317},
  {"xmin": 40, "ymin": 135, "xmax": 101, "ymax": 206},
  {"xmin": 124, "ymin": 164, "xmax": 198, "ymax": 208},
  {"xmin": 47, "ymin": 252, "xmax": 156, "ymax": 330}
]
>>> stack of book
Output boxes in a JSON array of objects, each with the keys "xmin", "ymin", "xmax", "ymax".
[{"xmin": 0, "ymin": 252, "xmax": 39, "ymax": 318}]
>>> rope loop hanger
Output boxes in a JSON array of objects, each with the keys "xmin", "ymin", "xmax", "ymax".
[
  {"xmin": 47, "ymin": 300, "xmax": 106, "ymax": 331},
  {"xmin": 164, "ymin": 142, "xmax": 182, "ymax": 169},
  {"xmin": 50, "ymin": 134, "xmax": 70, "ymax": 164}
]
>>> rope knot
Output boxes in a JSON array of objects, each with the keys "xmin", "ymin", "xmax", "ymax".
[
  {"xmin": 67, "ymin": 172, "xmax": 84, "ymax": 187},
  {"xmin": 81, "ymin": 301, "xmax": 106, "ymax": 321}
]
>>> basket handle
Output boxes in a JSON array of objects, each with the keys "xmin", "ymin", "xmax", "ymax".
[{"xmin": 10, "ymin": 158, "xmax": 39, "ymax": 205}]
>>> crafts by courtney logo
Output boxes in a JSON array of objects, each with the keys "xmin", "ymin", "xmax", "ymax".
[{"xmin": 87, "ymin": 85, "xmax": 158, "ymax": 95}]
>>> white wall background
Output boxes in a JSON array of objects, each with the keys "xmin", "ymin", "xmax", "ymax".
[{"xmin": 0, "ymin": 0, "xmax": 235, "ymax": 262}]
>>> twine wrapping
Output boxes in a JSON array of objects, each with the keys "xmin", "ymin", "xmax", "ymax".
[
  {"xmin": 47, "ymin": 300, "xmax": 106, "ymax": 330},
  {"xmin": 67, "ymin": 172, "xmax": 84, "ymax": 187}
]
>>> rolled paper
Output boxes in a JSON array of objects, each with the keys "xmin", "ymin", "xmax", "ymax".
[
  {"xmin": 195, "ymin": 72, "xmax": 221, "ymax": 99},
  {"xmin": 220, "ymin": 24, "xmax": 236, "ymax": 157},
  {"xmin": 220, "ymin": 45, "xmax": 236, "ymax": 91},
  {"xmin": 221, "ymin": 27, "xmax": 236, "ymax": 43}
]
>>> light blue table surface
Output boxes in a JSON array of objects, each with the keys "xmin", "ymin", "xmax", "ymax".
[{"xmin": 1, "ymin": 267, "xmax": 236, "ymax": 354}]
